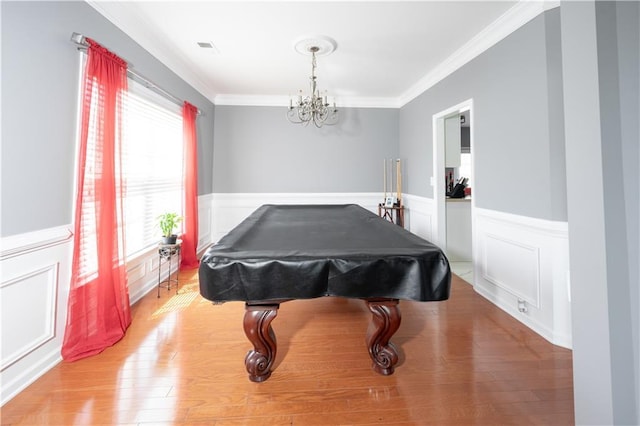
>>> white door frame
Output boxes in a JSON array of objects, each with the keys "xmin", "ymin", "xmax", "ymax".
[{"xmin": 432, "ymin": 99, "xmax": 474, "ymax": 254}]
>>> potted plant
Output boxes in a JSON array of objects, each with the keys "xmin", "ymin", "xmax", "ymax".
[{"xmin": 158, "ymin": 212, "xmax": 182, "ymax": 244}]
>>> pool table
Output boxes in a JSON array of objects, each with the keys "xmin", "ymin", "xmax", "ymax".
[{"xmin": 199, "ymin": 204, "xmax": 450, "ymax": 382}]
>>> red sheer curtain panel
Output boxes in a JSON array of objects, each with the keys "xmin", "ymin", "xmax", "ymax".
[
  {"xmin": 181, "ymin": 101, "xmax": 200, "ymax": 269},
  {"xmin": 62, "ymin": 38, "xmax": 132, "ymax": 362}
]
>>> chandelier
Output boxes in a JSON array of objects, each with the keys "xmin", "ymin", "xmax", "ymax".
[{"xmin": 287, "ymin": 37, "xmax": 338, "ymax": 128}]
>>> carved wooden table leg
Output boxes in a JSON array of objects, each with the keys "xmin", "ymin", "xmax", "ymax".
[
  {"xmin": 243, "ymin": 303, "xmax": 279, "ymax": 382},
  {"xmin": 365, "ymin": 298, "xmax": 401, "ymax": 375}
]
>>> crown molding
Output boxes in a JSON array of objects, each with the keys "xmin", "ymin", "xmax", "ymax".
[
  {"xmin": 213, "ymin": 95, "xmax": 401, "ymax": 109},
  {"xmin": 213, "ymin": 95, "xmax": 289, "ymax": 107},
  {"xmin": 398, "ymin": 0, "xmax": 559, "ymax": 107},
  {"xmin": 336, "ymin": 97, "xmax": 402, "ymax": 109},
  {"xmin": 87, "ymin": 0, "xmax": 218, "ymax": 103}
]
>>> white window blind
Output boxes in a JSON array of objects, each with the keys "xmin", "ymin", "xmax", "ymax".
[
  {"xmin": 76, "ymin": 76, "xmax": 184, "ymax": 278},
  {"xmin": 121, "ymin": 80, "xmax": 184, "ymax": 257},
  {"xmin": 76, "ymin": 81, "xmax": 102, "ymax": 283}
]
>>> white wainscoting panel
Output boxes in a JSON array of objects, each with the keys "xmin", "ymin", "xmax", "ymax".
[
  {"xmin": 198, "ymin": 193, "xmax": 214, "ymax": 253},
  {"xmin": 210, "ymin": 193, "xmax": 382, "ymax": 242},
  {"xmin": 1, "ymin": 264, "xmax": 58, "ymax": 370},
  {"xmin": 402, "ymin": 194, "xmax": 436, "ymax": 243},
  {"xmin": 483, "ymin": 233, "xmax": 541, "ymax": 308},
  {"xmin": 126, "ymin": 256, "xmax": 155, "ymax": 304},
  {"xmin": 0, "ymin": 227, "xmax": 73, "ymax": 406},
  {"xmin": 474, "ymin": 207, "xmax": 571, "ymax": 348}
]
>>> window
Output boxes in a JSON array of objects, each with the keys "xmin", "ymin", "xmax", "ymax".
[
  {"xmin": 75, "ymin": 81, "xmax": 102, "ymax": 282},
  {"xmin": 121, "ymin": 80, "xmax": 184, "ymax": 257},
  {"xmin": 459, "ymin": 153, "xmax": 472, "ymax": 188},
  {"xmin": 77, "ymin": 75, "xmax": 184, "ymax": 269}
]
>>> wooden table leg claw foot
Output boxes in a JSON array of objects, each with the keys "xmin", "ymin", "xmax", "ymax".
[{"xmin": 245, "ymin": 350, "xmax": 272, "ymax": 382}]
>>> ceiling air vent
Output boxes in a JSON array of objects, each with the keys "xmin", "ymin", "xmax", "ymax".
[{"xmin": 197, "ymin": 41, "xmax": 220, "ymax": 54}]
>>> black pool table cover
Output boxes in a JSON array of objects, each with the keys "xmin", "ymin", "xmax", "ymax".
[{"xmin": 199, "ymin": 204, "xmax": 451, "ymax": 303}]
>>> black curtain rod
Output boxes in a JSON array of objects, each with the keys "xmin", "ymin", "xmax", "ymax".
[{"xmin": 70, "ymin": 32, "xmax": 202, "ymax": 115}]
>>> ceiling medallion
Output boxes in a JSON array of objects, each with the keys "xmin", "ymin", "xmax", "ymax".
[{"xmin": 287, "ymin": 36, "xmax": 338, "ymax": 128}]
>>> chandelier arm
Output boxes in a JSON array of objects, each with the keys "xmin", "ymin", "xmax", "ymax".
[{"xmin": 286, "ymin": 108, "xmax": 302, "ymax": 124}]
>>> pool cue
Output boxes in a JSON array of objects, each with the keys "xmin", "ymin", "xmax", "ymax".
[
  {"xmin": 390, "ymin": 159, "xmax": 394, "ymax": 204},
  {"xmin": 396, "ymin": 159, "xmax": 402, "ymax": 206},
  {"xmin": 383, "ymin": 159, "xmax": 387, "ymax": 202}
]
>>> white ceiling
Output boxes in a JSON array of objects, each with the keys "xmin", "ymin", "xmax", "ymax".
[{"xmin": 88, "ymin": 1, "xmax": 555, "ymax": 108}]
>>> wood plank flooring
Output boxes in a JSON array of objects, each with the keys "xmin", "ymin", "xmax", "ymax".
[{"xmin": 1, "ymin": 271, "xmax": 574, "ymax": 425}]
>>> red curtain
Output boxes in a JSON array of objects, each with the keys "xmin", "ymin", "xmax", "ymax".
[
  {"xmin": 180, "ymin": 101, "xmax": 199, "ymax": 269},
  {"xmin": 62, "ymin": 39, "xmax": 131, "ymax": 362}
]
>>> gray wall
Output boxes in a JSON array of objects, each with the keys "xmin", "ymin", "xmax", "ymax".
[
  {"xmin": 213, "ymin": 106, "xmax": 398, "ymax": 193},
  {"xmin": 1, "ymin": 1, "xmax": 215, "ymax": 237},
  {"xmin": 616, "ymin": 6, "xmax": 640, "ymax": 415},
  {"xmin": 399, "ymin": 9, "xmax": 567, "ymax": 221},
  {"xmin": 562, "ymin": 1, "xmax": 639, "ymax": 424}
]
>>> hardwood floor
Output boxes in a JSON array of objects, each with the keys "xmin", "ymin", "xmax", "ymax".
[{"xmin": 1, "ymin": 270, "xmax": 574, "ymax": 425}]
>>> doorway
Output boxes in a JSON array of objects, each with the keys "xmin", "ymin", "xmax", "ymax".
[{"xmin": 432, "ymin": 99, "xmax": 474, "ymax": 284}]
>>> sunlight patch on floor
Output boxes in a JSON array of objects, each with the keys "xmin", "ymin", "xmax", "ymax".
[{"xmin": 152, "ymin": 284, "xmax": 199, "ymax": 317}]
